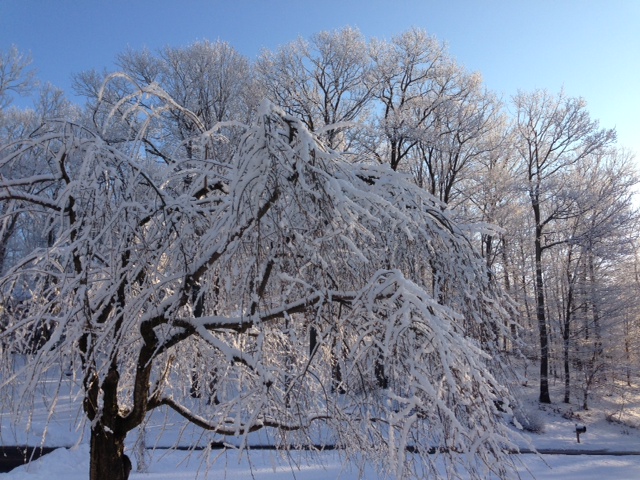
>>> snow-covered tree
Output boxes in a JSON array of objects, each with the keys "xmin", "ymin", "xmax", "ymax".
[
  {"xmin": 256, "ymin": 27, "xmax": 372, "ymax": 150},
  {"xmin": 558, "ymin": 149, "xmax": 638, "ymax": 408},
  {"xmin": 74, "ymin": 40, "xmax": 253, "ymax": 165},
  {"xmin": 366, "ymin": 28, "xmax": 458, "ymax": 172},
  {"xmin": 0, "ymin": 78, "xmax": 77, "ymax": 276},
  {"xmin": 0, "ymin": 45, "xmax": 36, "ymax": 109},
  {"xmin": 0, "ymin": 75, "xmax": 518, "ymax": 480},
  {"xmin": 512, "ymin": 89, "xmax": 616, "ymax": 403}
]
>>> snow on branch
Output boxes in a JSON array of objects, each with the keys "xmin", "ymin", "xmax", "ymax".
[{"xmin": 0, "ymin": 96, "xmax": 516, "ymax": 479}]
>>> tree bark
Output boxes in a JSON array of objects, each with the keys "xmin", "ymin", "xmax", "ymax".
[
  {"xmin": 501, "ymin": 237, "xmax": 517, "ymax": 349},
  {"xmin": 563, "ymin": 285, "xmax": 573, "ymax": 404},
  {"xmin": 533, "ymin": 201, "xmax": 551, "ymax": 403},
  {"xmin": 563, "ymin": 246, "xmax": 575, "ymax": 404},
  {"xmin": 587, "ymin": 250, "xmax": 602, "ymax": 357},
  {"xmin": 0, "ymin": 211, "xmax": 18, "ymax": 275},
  {"xmin": 90, "ymin": 425, "xmax": 131, "ymax": 480}
]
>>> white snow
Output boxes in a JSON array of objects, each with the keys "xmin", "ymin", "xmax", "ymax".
[
  {"xmin": 4, "ymin": 378, "xmax": 640, "ymax": 479},
  {"xmin": 4, "ymin": 445, "xmax": 640, "ymax": 479},
  {"xmin": 4, "ymin": 361, "xmax": 640, "ymax": 479}
]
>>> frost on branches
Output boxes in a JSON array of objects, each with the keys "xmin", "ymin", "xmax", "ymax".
[{"xmin": 0, "ymin": 87, "xmax": 516, "ymax": 479}]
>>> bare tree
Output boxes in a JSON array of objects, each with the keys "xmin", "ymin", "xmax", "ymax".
[
  {"xmin": 513, "ymin": 89, "xmax": 616, "ymax": 403},
  {"xmin": 366, "ymin": 28, "xmax": 453, "ymax": 171},
  {"xmin": 410, "ymin": 74, "xmax": 503, "ymax": 208},
  {"xmin": 0, "ymin": 46, "xmax": 38, "ymax": 273},
  {"xmin": 74, "ymin": 40, "xmax": 253, "ymax": 165},
  {"xmin": 0, "ymin": 82, "xmax": 76, "ymax": 275},
  {"xmin": 256, "ymin": 27, "xmax": 372, "ymax": 150},
  {"xmin": 569, "ymin": 149, "xmax": 639, "ymax": 408},
  {"xmin": 0, "ymin": 45, "xmax": 36, "ymax": 109}
]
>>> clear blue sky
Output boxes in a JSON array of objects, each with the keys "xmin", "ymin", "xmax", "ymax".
[{"xmin": 1, "ymin": 0, "xmax": 639, "ymax": 158}]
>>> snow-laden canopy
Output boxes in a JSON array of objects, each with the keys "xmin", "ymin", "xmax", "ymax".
[{"xmin": 1, "ymin": 90, "xmax": 516, "ymax": 479}]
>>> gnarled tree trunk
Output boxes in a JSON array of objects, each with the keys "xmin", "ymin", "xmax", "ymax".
[{"xmin": 90, "ymin": 425, "xmax": 131, "ymax": 480}]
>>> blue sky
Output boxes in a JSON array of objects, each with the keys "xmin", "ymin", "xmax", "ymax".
[{"xmin": 1, "ymin": 0, "xmax": 639, "ymax": 158}]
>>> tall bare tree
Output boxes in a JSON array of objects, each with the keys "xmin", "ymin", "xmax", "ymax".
[
  {"xmin": 513, "ymin": 89, "xmax": 616, "ymax": 403},
  {"xmin": 366, "ymin": 28, "xmax": 450, "ymax": 171},
  {"xmin": 0, "ymin": 67, "xmax": 74, "ymax": 275},
  {"xmin": 256, "ymin": 27, "xmax": 372, "ymax": 150},
  {"xmin": 74, "ymin": 40, "xmax": 253, "ymax": 165},
  {"xmin": 0, "ymin": 45, "xmax": 36, "ymax": 109}
]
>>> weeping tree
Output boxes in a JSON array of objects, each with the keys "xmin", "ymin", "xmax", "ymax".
[{"xmin": 0, "ymin": 77, "xmax": 517, "ymax": 480}]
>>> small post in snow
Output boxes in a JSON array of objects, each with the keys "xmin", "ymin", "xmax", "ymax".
[{"xmin": 575, "ymin": 424, "xmax": 587, "ymax": 443}]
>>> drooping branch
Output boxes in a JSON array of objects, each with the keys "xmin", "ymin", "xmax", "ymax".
[
  {"xmin": 0, "ymin": 190, "xmax": 62, "ymax": 211},
  {"xmin": 152, "ymin": 396, "xmax": 330, "ymax": 435}
]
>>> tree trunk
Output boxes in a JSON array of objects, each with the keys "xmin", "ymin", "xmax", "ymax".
[
  {"xmin": 625, "ymin": 316, "xmax": 631, "ymax": 387},
  {"xmin": 587, "ymin": 250, "xmax": 602, "ymax": 357},
  {"xmin": 517, "ymin": 249, "xmax": 533, "ymax": 332},
  {"xmin": 90, "ymin": 425, "xmax": 131, "ymax": 480},
  {"xmin": 563, "ymin": 297, "xmax": 572, "ymax": 404},
  {"xmin": 563, "ymin": 247, "xmax": 575, "ymax": 404},
  {"xmin": 501, "ymin": 237, "xmax": 517, "ymax": 350},
  {"xmin": 0, "ymin": 211, "xmax": 18, "ymax": 276},
  {"xmin": 582, "ymin": 387, "xmax": 589, "ymax": 411},
  {"xmin": 535, "ymin": 232, "xmax": 551, "ymax": 403},
  {"xmin": 533, "ymin": 203, "xmax": 551, "ymax": 403}
]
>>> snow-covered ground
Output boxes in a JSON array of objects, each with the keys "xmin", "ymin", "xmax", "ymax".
[
  {"xmin": 3, "ymin": 363, "xmax": 640, "ymax": 479},
  {"xmin": 5, "ymin": 445, "xmax": 640, "ymax": 479}
]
